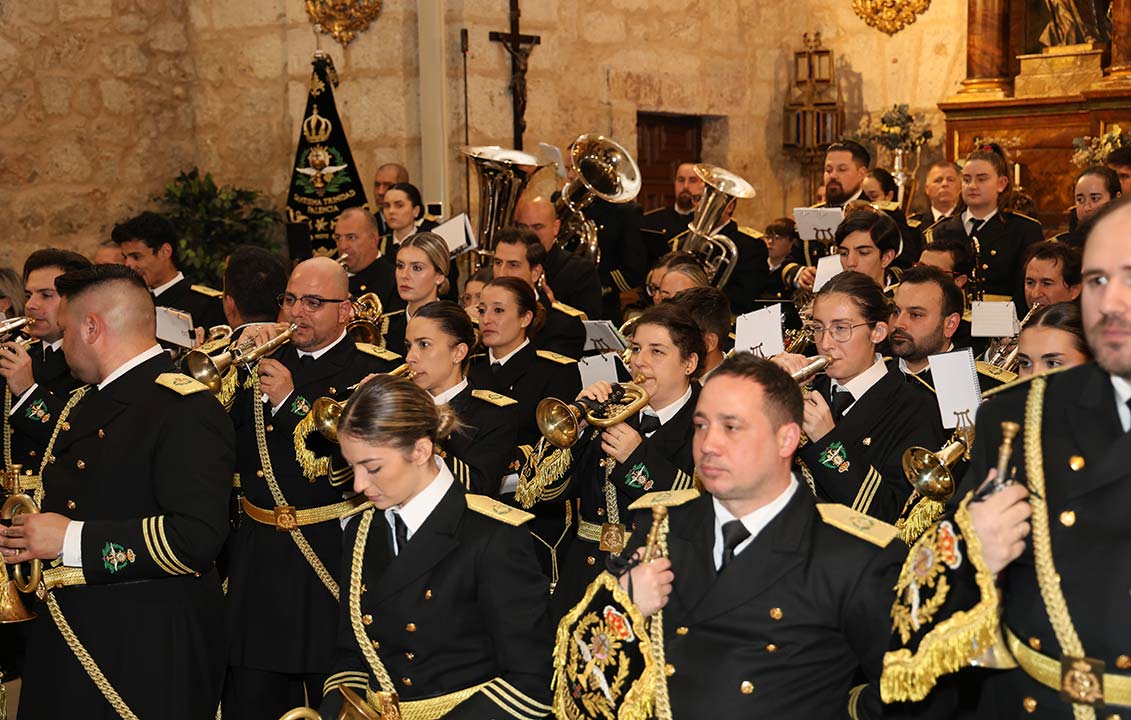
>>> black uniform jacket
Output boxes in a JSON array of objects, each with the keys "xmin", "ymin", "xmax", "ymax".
[
  {"xmin": 443, "ymin": 381, "xmax": 520, "ymax": 496},
  {"xmin": 467, "ymin": 343, "xmax": 581, "ymax": 447},
  {"xmin": 623, "ymin": 489, "xmax": 928, "ymax": 719},
  {"xmin": 348, "ymin": 256, "xmax": 402, "ymax": 312},
  {"xmin": 952, "ymin": 364, "xmax": 1131, "ymax": 718},
  {"xmin": 225, "ymin": 337, "xmax": 397, "ymax": 675},
  {"xmin": 640, "ymin": 205, "xmax": 693, "ymax": 265},
  {"xmin": 3, "ymin": 343, "xmax": 81, "ymax": 475},
  {"xmin": 154, "ymin": 276, "xmax": 226, "ymax": 329},
  {"xmin": 926, "ymin": 210, "xmax": 1043, "ymax": 312},
  {"xmin": 19, "ymin": 353, "xmax": 234, "ymax": 720},
  {"xmin": 549, "ymin": 384, "xmax": 699, "ymax": 615},
  {"xmin": 797, "ymin": 368, "xmax": 945, "ymax": 523},
  {"xmin": 543, "ymin": 243, "xmax": 603, "ymax": 321},
  {"xmin": 320, "ymin": 480, "xmax": 553, "ymax": 719},
  {"xmin": 535, "ymin": 294, "xmax": 586, "ymax": 359},
  {"xmin": 718, "ymin": 220, "xmax": 770, "ymax": 315}
]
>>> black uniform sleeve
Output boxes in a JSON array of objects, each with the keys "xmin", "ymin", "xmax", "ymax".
[
  {"xmin": 8, "ymin": 384, "xmax": 73, "ymax": 450},
  {"xmin": 79, "ymin": 392, "xmax": 234, "ymax": 584},
  {"xmin": 725, "ymin": 234, "xmax": 771, "ymax": 315},
  {"xmin": 451, "ymin": 404, "xmax": 519, "ymax": 496},
  {"xmin": 607, "ymin": 434, "xmax": 696, "ymax": 500}
]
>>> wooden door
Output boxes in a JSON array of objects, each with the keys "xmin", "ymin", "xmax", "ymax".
[{"xmin": 636, "ymin": 113, "xmax": 702, "ymax": 212}]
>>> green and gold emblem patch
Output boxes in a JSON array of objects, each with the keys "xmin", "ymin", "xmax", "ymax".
[{"xmin": 101, "ymin": 542, "xmax": 136, "ymax": 573}]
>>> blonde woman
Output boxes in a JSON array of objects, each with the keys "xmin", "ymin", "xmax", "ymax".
[{"xmin": 383, "ymin": 232, "xmax": 450, "ymax": 354}]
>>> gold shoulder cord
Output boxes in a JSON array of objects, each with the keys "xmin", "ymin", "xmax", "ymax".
[
  {"xmin": 1024, "ymin": 377, "xmax": 1095, "ymax": 720},
  {"xmin": 349, "ymin": 509, "xmax": 398, "ymax": 700},
  {"xmin": 3, "ymin": 387, "xmax": 12, "ymax": 469},
  {"xmin": 251, "ymin": 369, "xmax": 340, "ymax": 599},
  {"xmin": 648, "ymin": 513, "xmax": 673, "ymax": 720}
]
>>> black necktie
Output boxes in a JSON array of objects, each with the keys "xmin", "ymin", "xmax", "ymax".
[
  {"xmin": 490, "ymin": 361, "xmax": 502, "ymax": 376},
  {"xmin": 968, "ymin": 218, "xmax": 985, "ymax": 237},
  {"xmin": 390, "ymin": 511, "xmax": 409, "ymax": 555},
  {"xmin": 829, "ymin": 388, "xmax": 854, "ymax": 422},
  {"xmin": 638, "ymin": 413, "xmax": 661, "ymax": 437},
  {"xmin": 43, "ymin": 345, "xmax": 56, "ymax": 363},
  {"xmin": 298, "ymin": 354, "xmax": 314, "ymax": 370},
  {"xmin": 719, "ymin": 519, "xmax": 751, "ymax": 572}
]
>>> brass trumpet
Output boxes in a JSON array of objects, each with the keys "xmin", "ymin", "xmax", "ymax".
[
  {"xmin": 278, "ymin": 687, "xmax": 380, "ymax": 720},
  {"xmin": 1, "ymin": 493, "xmax": 42, "ymax": 596},
  {"xmin": 346, "ymin": 292, "xmax": 385, "ymax": 346},
  {"xmin": 901, "ymin": 428, "xmax": 974, "ymax": 502},
  {"xmin": 790, "ymin": 355, "xmax": 832, "ymax": 384},
  {"xmin": 0, "ymin": 317, "xmax": 34, "ymax": 340},
  {"xmin": 310, "ymin": 364, "xmax": 415, "ymax": 443},
  {"xmin": 536, "ymin": 376, "xmax": 650, "ymax": 450},
  {"xmin": 185, "ymin": 324, "xmax": 296, "ymax": 394},
  {"xmin": 195, "ymin": 324, "xmax": 234, "ymax": 355}
]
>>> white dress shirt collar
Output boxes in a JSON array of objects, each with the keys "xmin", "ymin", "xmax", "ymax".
[
  {"xmin": 432, "ymin": 378, "xmax": 468, "ymax": 406},
  {"xmin": 962, "ymin": 208, "xmax": 998, "ymax": 234},
  {"xmin": 643, "ymin": 383, "xmax": 693, "ymax": 431},
  {"xmin": 711, "ymin": 476, "xmax": 799, "ymax": 568},
  {"xmin": 831, "ymin": 356, "xmax": 888, "ymax": 416},
  {"xmin": 297, "ymin": 329, "xmax": 348, "ymax": 360},
  {"xmin": 1111, "ymin": 375, "xmax": 1131, "ymax": 433},
  {"xmin": 98, "ymin": 345, "xmax": 165, "ymax": 390},
  {"xmin": 488, "ymin": 338, "xmax": 530, "ymax": 366},
  {"xmin": 151, "ymin": 271, "xmax": 185, "ymax": 298},
  {"xmin": 386, "ymin": 456, "xmax": 456, "ymax": 549}
]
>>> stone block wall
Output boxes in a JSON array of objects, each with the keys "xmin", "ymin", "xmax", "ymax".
[{"xmin": 1, "ymin": 0, "xmax": 966, "ymax": 271}]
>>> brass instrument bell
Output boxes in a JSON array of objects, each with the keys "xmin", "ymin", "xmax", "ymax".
[
  {"xmin": 277, "ymin": 687, "xmax": 381, "ymax": 720},
  {"xmin": 536, "ymin": 376, "xmax": 650, "ymax": 450},
  {"xmin": 346, "ymin": 293, "xmax": 385, "ymax": 346},
  {"xmin": 1, "ymin": 493, "xmax": 43, "ymax": 596},
  {"xmin": 679, "ymin": 164, "xmax": 756, "ymax": 288},
  {"xmin": 311, "ymin": 364, "xmax": 415, "ymax": 443},
  {"xmin": 185, "ymin": 324, "xmax": 297, "ymax": 394},
  {"xmin": 555, "ymin": 134, "xmax": 641, "ymax": 263},
  {"xmin": 901, "ymin": 436, "xmax": 968, "ymax": 502}
]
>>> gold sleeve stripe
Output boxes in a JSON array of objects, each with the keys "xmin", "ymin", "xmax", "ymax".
[
  {"xmin": 851, "ymin": 467, "xmax": 882, "ymax": 515},
  {"xmin": 493, "ymin": 678, "xmax": 552, "ymax": 712},
  {"xmin": 479, "ymin": 678, "xmax": 550, "ymax": 719},
  {"xmin": 673, "ymin": 470, "xmax": 693, "ymax": 491},
  {"xmin": 141, "ymin": 517, "xmax": 180, "ymax": 576},
  {"xmin": 847, "ymin": 683, "xmax": 867, "ymax": 720},
  {"xmin": 322, "ymin": 671, "xmax": 369, "ymax": 696},
  {"xmin": 451, "ymin": 457, "xmax": 470, "ymax": 490},
  {"xmin": 610, "ymin": 270, "xmax": 632, "ymax": 293},
  {"xmin": 156, "ymin": 515, "xmax": 195, "ymax": 575}
]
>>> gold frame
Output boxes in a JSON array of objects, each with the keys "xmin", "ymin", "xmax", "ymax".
[
  {"xmin": 852, "ymin": 0, "xmax": 932, "ymax": 36},
  {"xmin": 305, "ymin": 0, "xmax": 383, "ymax": 47}
]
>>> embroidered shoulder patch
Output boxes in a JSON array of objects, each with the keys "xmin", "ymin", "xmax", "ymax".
[
  {"xmin": 101, "ymin": 542, "xmax": 136, "ymax": 573},
  {"xmin": 356, "ymin": 342, "xmax": 401, "ymax": 361},
  {"xmin": 536, "ymin": 349, "xmax": 576, "ymax": 365},
  {"xmin": 627, "ymin": 488, "xmax": 701, "ymax": 511},
  {"xmin": 25, "ymin": 397, "xmax": 51, "ymax": 424},
  {"xmin": 975, "ymin": 361, "xmax": 1017, "ymax": 385},
  {"xmin": 816, "ymin": 503, "xmax": 898, "ymax": 547},
  {"xmin": 290, "ymin": 395, "xmax": 311, "ymax": 416},
  {"xmin": 155, "ymin": 373, "xmax": 208, "ymax": 396},
  {"xmin": 819, "ymin": 441, "xmax": 851, "ymax": 473},
  {"xmin": 551, "ymin": 302, "xmax": 588, "ymax": 321},
  {"xmin": 471, "ymin": 388, "xmax": 517, "ymax": 407},
  {"xmin": 465, "ymin": 494, "xmax": 534, "ymax": 526},
  {"xmin": 624, "ymin": 462, "xmax": 652, "ymax": 490},
  {"xmin": 191, "ymin": 284, "xmax": 224, "ymax": 298}
]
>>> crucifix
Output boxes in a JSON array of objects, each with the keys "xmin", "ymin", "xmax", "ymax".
[{"xmin": 489, "ymin": 0, "xmax": 540, "ymax": 150}]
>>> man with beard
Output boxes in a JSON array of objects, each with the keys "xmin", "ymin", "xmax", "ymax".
[
  {"xmin": 881, "ymin": 197, "xmax": 1131, "ymax": 719},
  {"xmin": 914, "ymin": 161, "xmax": 961, "ymax": 228},
  {"xmin": 642, "ymin": 162, "xmax": 704, "ymax": 265},
  {"xmin": 819, "ymin": 141, "xmax": 870, "ymax": 209},
  {"xmin": 887, "ymin": 265, "xmax": 964, "ymax": 389}
]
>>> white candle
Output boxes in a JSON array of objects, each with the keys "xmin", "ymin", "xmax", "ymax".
[{"xmin": 1013, "ymin": 162, "xmax": 1021, "ymax": 188}]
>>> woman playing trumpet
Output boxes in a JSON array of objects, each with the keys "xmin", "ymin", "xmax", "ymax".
[
  {"xmin": 318, "ymin": 374, "xmax": 553, "ymax": 719},
  {"xmin": 546, "ymin": 302, "xmax": 704, "ymax": 616},
  {"xmin": 405, "ymin": 301, "xmax": 518, "ymax": 495},
  {"xmin": 772, "ymin": 271, "xmax": 944, "ymax": 523}
]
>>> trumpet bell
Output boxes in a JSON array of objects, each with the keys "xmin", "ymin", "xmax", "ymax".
[
  {"xmin": 311, "ymin": 396, "xmax": 344, "ymax": 444},
  {"xmin": 0, "ymin": 572, "xmax": 35, "ymax": 624},
  {"xmin": 536, "ymin": 398, "xmax": 585, "ymax": 450},
  {"xmin": 185, "ymin": 349, "xmax": 233, "ymax": 394},
  {"xmin": 901, "ymin": 447, "xmax": 956, "ymax": 501},
  {"xmin": 345, "ymin": 319, "xmax": 383, "ymax": 346}
]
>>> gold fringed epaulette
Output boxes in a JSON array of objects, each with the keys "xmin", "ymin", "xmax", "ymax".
[
  {"xmin": 627, "ymin": 488, "xmax": 700, "ymax": 510},
  {"xmin": 515, "ymin": 438, "xmax": 573, "ymax": 508},
  {"xmin": 217, "ymin": 366, "xmax": 239, "ymax": 411},
  {"xmin": 293, "ymin": 412, "xmax": 331, "ymax": 480},
  {"xmin": 816, "ymin": 503, "xmax": 898, "ymax": 547},
  {"xmin": 895, "ymin": 496, "xmax": 946, "ymax": 545},
  {"xmin": 155, "ymin": 373, "xmax": 209, "ymax": 396},
  {"xmin": 356, "ymin": 342, "xmax": 401, "ymax": 362},
  {"xmin": 975, "ymin": 361, "xmax": 1017, "ymax": 385},
  {"xmin": 465, "ymin": 494, "xmax": 534, "ymax": 526},
  {"xmin": 536, "ymin": 349, "xmax": 576, "ymax": 365},
  {"xmin": 881, "ymin": 493, "xmax": 1004, "ymax": 703},
  {"xmin": 191, "ymin": 284, "xmax": 224, "ymax": 298},
  {"xmin": 552, "ymin": 302, "xmax": 588, "ymax": 321},
  {"xmin": 471, "ymin": 389, "xmax": 517, "ymax": 407}
]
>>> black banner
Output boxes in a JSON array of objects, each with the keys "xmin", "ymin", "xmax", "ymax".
[{"xmin": 285, "ymin": 52, "xmax": 368, "ymax": 259}]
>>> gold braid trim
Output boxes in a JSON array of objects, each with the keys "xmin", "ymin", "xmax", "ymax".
[
  {"xmin": 350, "ymin": 508, "xmax": 397, "ymax": 695},
  {"xmin": 1023, "ymin": 377, "xmax": 1095, "ymax": 720},
  {"xmin": 3, "ymin": 387, "xmax": 11, "ymax": 469},
  {"xmin": 648, "ymin": 514, "xmax": 673, "ymax": 720},
  {"xmin": 45, "ymin": 593, "xmax": 138, "ymax": 719},
  {"xmin": 293, "ymin": 411, "xmax": 331, "ymax": 481},
  {"xmin": 896, "ymin": 495, "xmax": 947, "ymax": 546},
  {"xmin": 217, "ymin": 367, "xmax": 239, "ymax": 412},
  {"xmin": 251, "ymin": 369, "xmax": 339, "ymax": 599},
  {"xmin": 880, "ymin": 494, "xmax": 1000, "ymax": 703},
  {"xmin": 515, "ymin": 438, "xmax": 572, "ymax": 509},
  {"xmin": 34, "ymin": 386, "xmax": 89, "ymax": 507}
]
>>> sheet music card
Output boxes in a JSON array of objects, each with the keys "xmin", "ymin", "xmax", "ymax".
[
  {"xmin": 583, "ymin": 320, "xmax": 627, "ymax": 353},
  {"xmin": 970, "ymin": 301, "xmax": 1019, "ymax": 337},
  {"xmin": 433, "ymin": 213, "xmax": 477, "ymax": 258},
  {"xmin": 578, "ymin": 352, "xmax": 621, "ymax": 387},
  {"xmin": 793, "ymin": 207, "xmax": 843, "ymax": 242},
  {"xmin": 155, "ymin": 306, "xmax": 194, "ymax": 348},
  {"xmin": 928, "ymin": 348, "xmax": 982, "ymax": 429},
  {"xmin": 733, "ymin": 304, "xmax": 784, "ymax": 358},
  {"xmin": 812, "ymin": 254, "xmax": 843, "ymax": 292}
]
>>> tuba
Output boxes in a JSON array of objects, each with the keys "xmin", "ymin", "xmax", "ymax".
[
  {"xmin": 310, "ymin": 364, "xmax": 415, "ymax": 443},
  {"xmin": 555, "ymin": 134, "xmax": 642, "ymax": 264},
  {"xmin": 462, "ymin": 145, "xmax": 545, "ymax": 268},
  {"xmin": 185, "ymin": 324, "xmax": 296, "ymax": 394},
  {"xmin": 536, "ymin": 377, "xmax": 650, "ymax": 450},
  {"xmin": 346, "ymin": 292, "xmax": 385, "ymax": 346},
  {"xmin": 677, "ymin": 164, "xmax": 756, "ymax": 289}
]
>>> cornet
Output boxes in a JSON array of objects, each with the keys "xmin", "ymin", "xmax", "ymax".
[
  {"xmin": 310, "ymin": 364, "xmax": 415, "ymax": 443},
  {"xmin": 0, "ymin": 488, "xmax": 36, "ymax": 624},
  {"xmin": 1, "ymin": 493, "xmax": 43, "ymax": 597},
  {"xmin": 185, "ymin": 324, "xmax": 296, "ymax": 394},
  {"xmin": 901, "ymin": 425, "xmax": 974, "ymax": 502},
  {"xmin": 790, "ymin": 355, "xmax": 832, "ymax": 384},
  {"xmin": 0, "ymin": 316, "xmax": 34, "ymax": 340},
  {"xmin": 536, "ymin": 377, "xmax": 650, "ymax": 450}
]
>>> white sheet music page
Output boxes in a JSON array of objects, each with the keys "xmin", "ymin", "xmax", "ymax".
[
  {"xmin": 971, "ymin": 301, "xmax": 1020, "ymax": 337},
  {"xmin": 578, "ymin": 352, "xmax": 620, "ymax": 387},
  {"xmin": 928, "ymin": 348, "xmax": 982, "ymax": 429},
  {"xmin": 733, "ymin": 304, "xmax": 785, "ymax": 358}
]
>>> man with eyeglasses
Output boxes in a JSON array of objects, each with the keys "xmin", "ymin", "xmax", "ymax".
[
  {"xmin": 223, "ymin": 257, "xmax": 402, "ymax": 720},
  {"xmin": 514, "ymin": 196, "xmax": 603, "ymax": 320},
  {"xmin": 334, "ymin": 207, "xmax": 402, "ymax": 313}
]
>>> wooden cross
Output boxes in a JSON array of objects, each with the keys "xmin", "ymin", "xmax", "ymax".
[{"xmin": 489, "ymin": 0, "xmax": 540, "ymax": 150}]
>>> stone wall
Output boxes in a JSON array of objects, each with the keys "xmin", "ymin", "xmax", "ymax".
[{"xmin": 1, "ymin": 0, "xmax": 967, "ymax": 270}]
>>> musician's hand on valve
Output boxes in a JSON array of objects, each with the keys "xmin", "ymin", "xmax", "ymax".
[
  {"xmin": 770, "ymin": 352, "xmax": 811, "ymax": 377},
  {"xmin": 191, "ymin": 327, "xmax": 206, "ymax": 350},
  {"xmin": 601, "ymin": 423, "xmax": 643, "ymax": 464},
  {"xmin": 258, "ymin": 358, "xmax": 295, "ymax": 408},
  {"xmin": 0, "ymin": 342, "xmax": 35, "ymax": 396},
  {"xmin": 238, "ymin": 322, "xmax": 288, "ymax": 349},
  {"xmin": 0, "ymin": 512, "xmax": 69, "ymax": 563},
  {"xmin": 576, "ymin": 381, "xmax": 615, "ymax": 405},
  {"xmin": 619, "ymin": 555, "xmax": 673, "ymax": 617},
  {"xmin": 969, "ymin": 471, "xmax": 1030, "ymax": 575},
  {"xmin": 796, "ymin": 266, "xmax": 817, "ymax": 290},
  {"xmin": 802, "ymin": 390, "xmax": 836, "ymax": 442}
]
